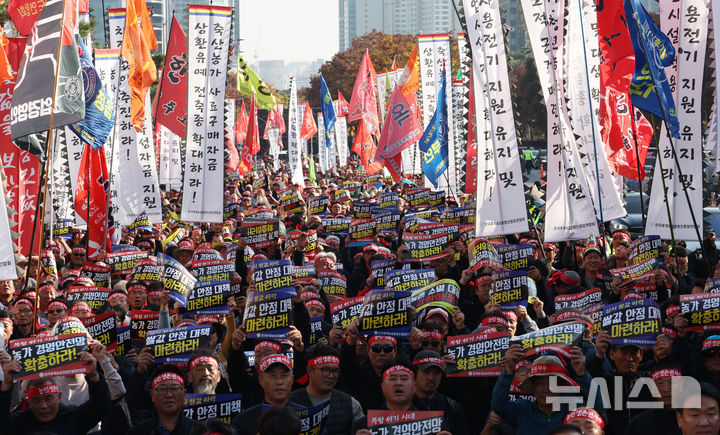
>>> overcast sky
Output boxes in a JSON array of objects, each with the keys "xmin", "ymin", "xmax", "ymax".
[{"xmin": 238, "ymin": 0, "xmax": 340, "ymax": 64}]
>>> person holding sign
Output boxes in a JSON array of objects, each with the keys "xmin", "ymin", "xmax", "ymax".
[
  {"xmin": 127, "ymin": 365, "xmax": 198, "ymax": 435},
  {"xmin": 0, "ymin": 350, "xmax": 111, "ymax": 433},
  {"xmin": 491, "ymin": 348, "xmax": 591, "ymax": 434}
]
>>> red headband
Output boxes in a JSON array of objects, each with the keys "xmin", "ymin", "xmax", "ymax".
[
  {"xmin": 48, "ymin": 301, "xmax": 68, "ymax": 311},
  {"xmin": 70, "ymin": 304, "xmax": 92, "ymax": 314},
  {"xmin": 128, "ymin": 284, "xmax": 147, "ymax": 293},
  {"xmin": 704, "ymin": 339, "xmax": 720, "ymax": 351},
  {"xmin": 555, "ymin": 310, "xmax": 582, "ymax": 323},
  {"xmin": 304, "ymin": 299, "xmax": 325, "ymax": 310},
  {"xmin": 382, "ymin": 365, "xmax": 414, "ymax": 380},
  {"xmin": 530, "ymin": 363, "xmax": 569, "ymax": 377},
  {"xmin": 26, "ymin": 384, "xmax": 60, "ymax": 398},
  {"xmin": 152, "ymin": 372, "xmax": 185, "ymax": 388},
  {"xmin": 514, "ymin": 359, "xmax": 532, "ymax": 372},
  {"xmin": 108, "ymin": 293, "xmax": 128, "ymax": 303},
  {"xmin": 661, "ymin": 327, "xmax": 677, "ymax": 339},
  {"xmin": 564, "ymin": 408, "xmax": 604, "ymax": 429},
  {"xmin": 502, "ymin": 311, "xmax": 518, "ymax": 321},
  {"xmin": 652, "ymin": 368, "xmax": 682, "ymax": 380},
  {"xmin": 368, "ymin": 335, "xmax": 397, "ymax": 346},
  {"xmin": 666, "ymin": 305, "xmax": 681, "ymax": 317},
  {"xmin": 189, "ymin": 355, "xmax": 219, "ymax": 371},
  {"xmin": 14, "ymin": 298, "xmax": 33, "ymax": 309},
  {"xmin": 422, "ymin": 330, "xmax": 443, "ymax": 341},
  {"xmin": 39, "ymin": 284, "xmax": 55, "ymax": 294},
  {"xmin": 482, "ymin": 316, "xmax": 509, "ymax": 328},
  {"xmin": 255, "ymin": 341, "xmax": 282, "ymax": 354},
  {"xmin": 476, "ymin": 275, "xmax": 492, "ymax": 283},
  {"xmin": 307, "ymin": 355, "xmax": 340, "ymax": 367},
  {"xmin": 259, "ymin": 354, "xmax": 292, "ymax": 373}
]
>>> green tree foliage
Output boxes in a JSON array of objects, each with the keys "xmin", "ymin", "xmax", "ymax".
[{"xmin": 306, "ymin": 31, "xmax": 417, "ymax": 107}]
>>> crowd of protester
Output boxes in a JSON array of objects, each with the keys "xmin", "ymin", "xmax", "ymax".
[{"xmin": 2, "ymin": 161, "xmax": 720, "ymax": 435}]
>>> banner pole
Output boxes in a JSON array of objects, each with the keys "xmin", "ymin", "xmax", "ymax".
[
  {"xmin": 650, "ymin": 114, "xmax": 677, "ymax": 251},
  {"xmin": 626, "ymin": 0, "xmax": 707, "ymax": 273}
]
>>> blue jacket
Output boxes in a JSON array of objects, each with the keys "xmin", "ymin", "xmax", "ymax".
[{"xmin": 491, "ymin": 370, "xmax": 592, "ymax": 435}]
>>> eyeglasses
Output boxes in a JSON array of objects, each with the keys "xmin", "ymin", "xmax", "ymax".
[
  {"xmin": 314, "ymin": 367, "xmax": 340, "ymax": 376},
  {"xmin": 422, "ymin": 341, "xmax": 441, "ymax": 348},
  {"xmin": 16, "ymin": 308, "xmax": 33, "ymax": 315},
  {"xmin": 370, "ymin": 345, "xmax": 395, "ymax": 354},
  {"xmin": 153, "ymin": 385, "xmax": 185, "ymax": 395},
  {"xmin": 47, "ymin": 309, "xmax": 66, "ymax": 314}
]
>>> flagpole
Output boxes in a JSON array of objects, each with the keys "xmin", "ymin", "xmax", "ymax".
[
  {"xmin": 30, "ymin": 0, "xmax": 69, "ymax": 334},
  {"xmin": 626, "ymin": 0, "xmax": 708, "ymax": 273},
  {"xmin": 575, "ymin": 0, "xmax": 607, "ymax": 258}
]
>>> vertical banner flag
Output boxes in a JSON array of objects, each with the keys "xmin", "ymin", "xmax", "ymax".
[
  {"xmin": 75, "ymin": 144, "xmax": 110, "ymax": 259},
  {"xmin": 317, "ymin": 113, "xmax": 328, "ymax": 173},
  {"xmin": 518, "ymin": 0, "xmax": 597, "ymax": 242},
  {"xmin": 417, "ymin": 34, "xmax": 456, "ymax": 192},
  {"xmin": 181, "ymin": 5, "xmax": 232, "ymax": 223},
  {"xmin": 564, "ymin": 0, "xmax": 625, "ymax": 221},
  {"xmin": 335, "ymin": 117, "xmax": 348, "ymax": 167},
  {"xmin": 418, "ymin": 68, "xmax": 449, "ymax": 188},
  {"xmin": 348, "ymin": 50, "xmax": 380, "ymax": 135},
  {"xmin": 121, "ymin": 0, "xmax": 157, "ymax": 131},
  {"xmin": 645, "ymin": 0, "xmax": 706, "ymax": 240},
  {"xmin": 50, "ymin": 128, "xmax": 76, "ymax": 227},
  {"xmin": 11, "ymin": 0, "xmax": 85, "ymax": 144},
  {"xmin": 319, "ymin": 75, "xmax": 336, "ymax": 147},
  {"xmin": 0, "ymin": 161, "xmax": 17, "ymax": 279},
  {"xmin": 236, "ymin": 54, "xmax": 276, "ymax": 110},
  {"xmin": 625, "ymin": 0, "xmax": 680, "ymax": 138},
  {"xmin": 158, "ymin": 124, "xmax": 183, "ymax": 188},
  {"xmin": 224, "ymin": 98, "xmax": 239, "ymax": 173},
  {"xmin": 462, "ymin": 2, "xmax": 529, "ymax": 237},
  {"xmin": 155, "ymin": 15, "xmax": 188, "ymax": 138},
  {"xmin": 288, "ymin": 77, "xmax": 303, "ymax": 185}
]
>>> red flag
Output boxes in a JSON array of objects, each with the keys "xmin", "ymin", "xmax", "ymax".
[
  {"xmin": 75, "ymin": 146, "xmax": 110, "ymax": 259},
  {"xmin": 540, "ymin": 165, "xmax": 546, "ymax": 185},
  {"xmin": 337, "ymin": 91, "xmax": 349, "ymax": 117},
  {"xmin": 78, "ymin": 0, "xmax": 88, "ymax": 13},
  {"xmin": 374, "ymin": 86, "xmax": 423, "ymax": 165},
  {"xmin": 464, "ymin": 75, "xmax": 477, "ymax": 193},
  {"xmin": 239, "ymin": 94, "xmax": 259, "ymax": 175},
  {"xmin": 598, "ymin": 0, "xmax": 653, "ymax": 181},
  {"xmin": 0, "ymin": 34, "xmax": 14, "ymax": 84},
  {"xmin": 8, "ymin": 0, "xmax": 45, "ymax": 36},
  {"xmin": 235, "ymin": 101, "xmax": 248, "ymax": 144},
  {"xmin": 300, "ymin": 102, "xmax": 317, "ymax": 140},
  {"xmin": 352, "ymin": 119, "xmax": 375, "ymax": 171},
  {"xmin": 263, "ymin": 104, "xmax": 285, "ymax": 141},
  {"xmin": 155, "ymin": 16, "xmax": 188, "ymax": 138},
  {"xmin": 348, "ymin": 50, "xmax": 380, "ymax": 135}
]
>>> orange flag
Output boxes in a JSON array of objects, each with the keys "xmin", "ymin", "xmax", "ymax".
[
  {"xmin": 121, "ymin": 0, "xmax": 157, "ymax": 131},
  {"xmin": 398, "ymin": 45, "xmax": 419, "ymax": 96},
  {"xmin": 348, "ymin": 49, "xmax": 379, "ymax": 135},
  {"xmin": 300, "ymin": 102, "xmax": 317, "ymax": 140},
  {"xmin": 0, "ymin": 34, "xmax": 13, "ymax": 84}
]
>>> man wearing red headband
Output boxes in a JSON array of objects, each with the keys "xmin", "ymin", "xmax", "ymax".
[
  {"xmin": 128, "ymin": 365, "xmax": 198, "ymax": 434},
  {"xmin": 564, "ymin": 407, "xmax": 605, "ymax": 435},
  {"xmin": 290, "ymin": 344, "xmax": 364, "ymax": 434},
  {"xmin": 625, "ymin": 365, "xmax": 684, "ymax": 434},
  {"xmin": 232, "ymin": 354, "xmax": 300, "ymax": 435},
  {"xmin": 188, "ymin": 351, "xmax": 223, "ymax": 395},
  {"xmin": 0, "ymin": 350, "xmax": 110, "ymax": 433}
]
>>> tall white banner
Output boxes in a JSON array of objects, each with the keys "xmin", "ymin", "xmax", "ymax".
[
  {"xmin": 463, "ymin": 0, "xmax": 529, "ymax": 236},
  {"xmin": 645, "ymin": 0, "xmax": 706, "ymax": 239},
  {"xmin": 335, "ymin": 117, "xmax": 348, "ymax": 167},
  {"xmin": 712, "ymin": 2, "xmax": 720, "ymax": 171},
  {"xmin": 317, "ymin": 113, "xmax": 329, "ymax": 173},
  {"xmin": 519, "ymin": 0, "xmax": 598, "ymax": 241},
  {"xmin": 564, "ymin": 0, "xmax": 625, "ymax": 221},
  {"xmin": 418, "ymin": 34, "xmax": 456, "ymax": 192},
  {"xmin": 158, "ymin": 124, "xmax": 182, "ymax": 188},
  {"xmin": 288, "ymin": 77, "xmax": 303, "ymax": 185},
  {"xmin": 181, "ymin": 5, "xmax": 232, "ymax": 223}
]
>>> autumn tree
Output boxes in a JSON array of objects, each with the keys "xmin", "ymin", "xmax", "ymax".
[{"xmin": 306, "ymin": 31, "xmax": 417, "ymax": 107}]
